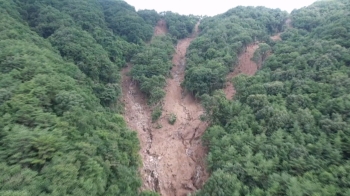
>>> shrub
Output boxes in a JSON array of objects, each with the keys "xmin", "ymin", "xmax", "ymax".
[
  {"xmin": 168, "ymin": 113, "xmax": 177, "ymax": 125},
  {"xmin": 151, "ymin": 106, "xmax": 162, "ymax": 122}
]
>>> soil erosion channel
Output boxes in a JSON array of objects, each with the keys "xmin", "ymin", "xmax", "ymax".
[
  {"xmin": 122, "ymin": 22, "xmax": 208, "ymax": 196},
  {"xmin": 224, "ymin": 19, "xmax": 292, "ymax": 99},
  {"xmin": 224, "ymin": 44, "xmax": 260, "ymax": 99}
]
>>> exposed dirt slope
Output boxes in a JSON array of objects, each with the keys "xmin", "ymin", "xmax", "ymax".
[
  {"xmin": 154, "ymin": 22, "xmax": 209, "ymax": 196},
  {"xmin": 154, "ymin": 19, "xmax": 168, "ymax": 36},
  {"xmin": 224, "ymin": 44, "xmax": 260, "ymax": 99},
  {"xmin": 224, "ymin": 18, "xmax": 293, "ymax": 99},
  {"xmin": 271, "ymin": 33, "xmax": 282, "ymax": 41},
  {"xmin": 121, "ymin": 65, "xmax": 157, "ymax": 190},
  {"xmin": 122, "ymin": 22, "xmax": 207, "ymax": 196},
  {"xmin": 271, "ymin": 18, "xmax": 293, "ymax": 41}
]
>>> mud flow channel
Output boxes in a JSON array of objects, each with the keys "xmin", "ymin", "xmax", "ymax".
[{"xmin": 122, "ymin": 22, "xmax": 209, "ymax": 196}]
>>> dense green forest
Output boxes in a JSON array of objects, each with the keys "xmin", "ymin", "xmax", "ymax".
[
  {"xmin": 130, "ymin": 35, "xmax": 174, "ymax": 105},
  {"xmin": 0, "ymin": 0, "xmax": 146, "ymax": 195},
  {"xmin": 138, "ymin": 9, "xmax": 198, "ymax": 40},
  {"xmin": 1, "ymin": 0, "xmax": 350, "ymax": 195},
  {"xmin": 183, "ymin": 7, "xmax": 288, "ymax": 96},
  {"xmin": 0, "ymin": 0, "xmax": 189, "ymax": 195},
  {"xmin": 193, "ymin": 0, "xmax": 350, "ymax": 195}
]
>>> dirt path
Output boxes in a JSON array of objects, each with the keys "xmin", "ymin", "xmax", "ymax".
[
  {"xmin": 224, "ymin": 44, "xmax": 260, "ymax": 99},
  {"xmin": 122, "ymin": 22, "xmax": 207, "ymax": 196}
]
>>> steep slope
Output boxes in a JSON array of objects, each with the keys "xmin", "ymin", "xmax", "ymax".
[
  {"xmin": 122, "ymin": 22, "xmax": 208, "ymax": 196},
  {"xmin": 156, "ymin": 22, "xmax": 209, "ymax": 195},
  {"xmin": 224, "ymin": 44, "xmax": 260, "ymax": 99},
  {"xmin": 0, "ymin": 1, "xmax": 143, "ymax": 195},
  {"xmin": 183, "ymin": 7, "xmax": 288, "ymax": 97},
  {"xmin": 196, "ymin": 1, "xmax": 350, "ymax": 195},
  {"xmin": 154, "ymin": 19, "xmax": 168, "ymax": 36},
  {"xmin": 224, "ymin": 18, "xmax": 293, "ymax": 99},
  {"xmin": 3, "ymin": 0, "xmax": 350, "ymax": 195}
]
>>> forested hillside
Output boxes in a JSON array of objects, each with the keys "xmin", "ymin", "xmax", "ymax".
[
  {"xmin": 192, "ymin": 0, "xmax": 350, "ymax": 195},
  {"xmin": 184, "ymin": 7, "xmax": 288, "ymax": 96},
  {"xmin": 0, "ymin": 0, "xmax": 147, "ymax": 195},
  {"xmin": 0, "ymin": 0, "xmax": 196, "ymax": 195},
  {"xmin": 1, "ymin": 0, "xmax": 350, "ymax": 195},
  {"xmin": 130, "ymin": 12, "xmax": 198, "ymax": 106}
]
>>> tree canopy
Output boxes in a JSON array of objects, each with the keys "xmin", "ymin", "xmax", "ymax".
[
  {"xmin": 0, "ymin": 0, "xmax": 156, "ymax": 195},
  {"xmin": 184, "ymin": 6, "xmax": 288, "ymax": 96},
  {"xmin": 193, "ymin": 1, "xmax": 350, "ymax": 195},
  {"xmin": 1, "ymin": 0, "xmax": 350, "ymax": 195}
]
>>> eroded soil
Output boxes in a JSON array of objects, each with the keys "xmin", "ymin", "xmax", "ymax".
[
  {"xmin": 123, "ymin": 17, "xmax": 292, "ymax": 195},
  {"xmin": 224, "ymin": 18, "xmax": 293, "ymax": 99},
  {"xmin": 122, "ymin": 22, "xmax": 207, "ymax": 196},
  {"xmin": 154, "ymin": 19, "xmax": 168, "ymax": 36},
  {"xmin": 270, "ymin": 18, "xmax": 292, "ymax": 41},
  {"xmin": 224, "ymin": 44, "xmax": 260, "ymax": 99},
  {"xmin": 271, "ymin": 33, "xmax": 282, "ymax": 41}
]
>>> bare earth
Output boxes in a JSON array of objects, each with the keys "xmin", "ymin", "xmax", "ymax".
[
  {"xmin": 271, "ymin": 33, "xmax": 282, "ymax": 41},
  {"xmin": 224, "ymin": 18, "xmax": 292, "ymax": 99},
  {"xmin": 269, "ymin": 18, "xmax": 292, "ymax": 41},
  {"xmin": 224, "ymin": 44, "xmax": 260, "ymax": 99},
  {"xmin": 154, "ymin": 19, "xmax": 168, "ymax": 36},
  {"xmin": 123, "ymin": 18, "xmax": 292, "ymax": 195},
  {"xmin": 122, "ymin": 22, "xmax": 208, "ymax": 196}
]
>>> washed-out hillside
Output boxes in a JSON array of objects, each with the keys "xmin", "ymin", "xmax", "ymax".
[{"xmin": 0, "ymin": 0, "xmax": 349, "ymax": 196}]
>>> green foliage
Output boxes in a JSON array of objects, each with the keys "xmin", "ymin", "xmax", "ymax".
[
  {"xmin": 161, "ymin": 11, "xmax": 199, "ymax": 39},
  {"xmin": 152, "ymin": 106, "xmax": 162, "ymax": 123},
  {"xmin": 2, "ymin": 0, "xmax": 350, "ymax": 195},
  {"xmin": 194, "ymin": 170, "xmax": 243, "ymax": 196},
  {"xmin": 131, "ymin": 36, "xmax": 174, "ymax": 104},
  {"xmin": 29, "ymin": 6, "xmax": 75, "ymax": 38},
  {"xmin": 168, "ymin": 113, "xmax": 177, "ymax": 125},
  {"xmin": 252, "ymin": 43, "xmax": 271, "ymax": 64},
  {"xmin": 0, "ymin": 1, "xmax": 201, "ymax": 194},
  {"xmin": 12, "ymin": 0, "xmax": 145, "ymax": 107},
  {"xmin": 196, "ymin": 1, "xmax": 350, "ymax": 195},
  {"xmin": 0, "ymin": 0, "xmax": 146, "ymax": 195},
  {"xmin": 184, "ymin": 7, "xmax": 288, "ymax": 96},
  {"xmin": 292, "ymin": 0, "xmax": 350, "ymax": 48},
  {"xmin": 99, "ymin": 0, "xmax": 154, "ymax": 43},
  {"xmin": 49, "ymin": 27, "xmax": 119, "ymax": 82},
  {"xmin": 138, "ymin": 9, "xmax": 161, "ymax": 26},
  {"xmin": 183, "ymin": 63, "xmax": 228, "ymax": 96},
  {"xmin": 48, "ymin": 26, "xmax": 122, "ymax": 106}
]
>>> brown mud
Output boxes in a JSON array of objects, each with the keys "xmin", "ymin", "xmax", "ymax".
[
  {"xmin": 154, "ymin": 19, "xmax": 168, "ymax": 36},
  {"xmin": 122, "ymin": 21, "xmax": 208, "ymax": 196}
]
